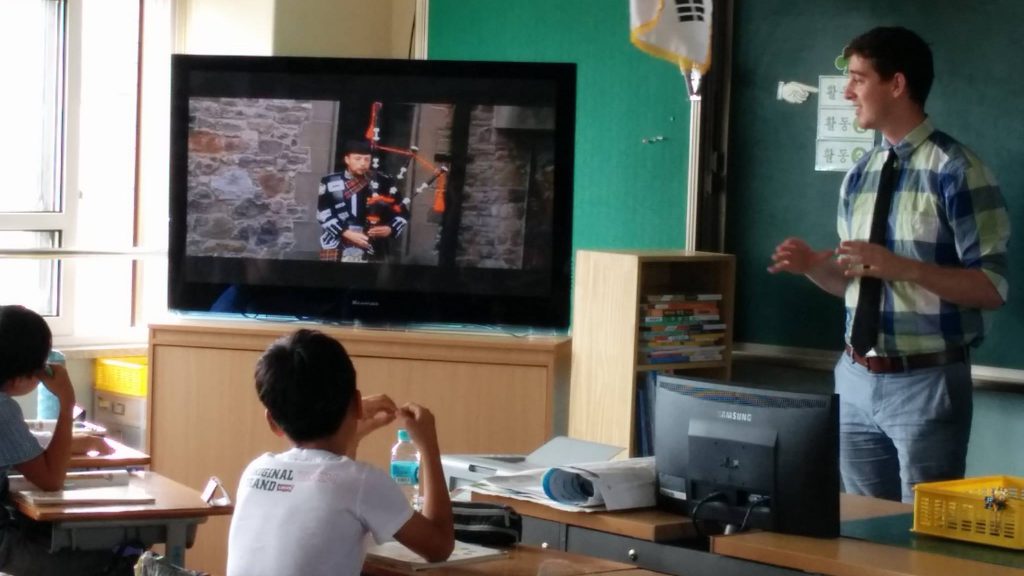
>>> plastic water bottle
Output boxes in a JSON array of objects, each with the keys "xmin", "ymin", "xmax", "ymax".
[
  {"xmin": 390, "ymin": 429, "xmax": 421, "ymax": 510},
  {"xmin": 36, "ymin": 349, "xmax": 65, "ymax": 420}
]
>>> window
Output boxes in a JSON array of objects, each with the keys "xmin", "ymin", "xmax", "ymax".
[
  {"xmin": 0, "ymin": 0, "xmax": 173, "ymax": 343},
  {"xmin": 0, "ymin": 1, "xmax": 66, "ymax": 318}
]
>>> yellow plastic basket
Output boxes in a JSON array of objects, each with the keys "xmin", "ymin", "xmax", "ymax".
[
  {"xmin": 94, "ymin": 356, "xmax": 149, "ymax": 398},
  {"xmin": 912, "ymin": 475, "xmax": 1024, "ymax": 549}
]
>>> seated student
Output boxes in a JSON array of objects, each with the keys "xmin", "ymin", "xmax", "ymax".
[
  {"xmin": 227, "ymin": 329, "xmax": 454, "ymax": 576},
  {"xmin": 0, "ymin": 304, "xmax": 126, "ymax": 576}
]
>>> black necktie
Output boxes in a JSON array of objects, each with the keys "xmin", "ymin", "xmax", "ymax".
[{"xmin": 850, "ymin": 149, "xmax": 898, "ymax": 356}]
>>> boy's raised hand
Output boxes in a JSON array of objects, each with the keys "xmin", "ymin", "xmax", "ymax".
[
  {"xmin": 356, "ymin": 393, "xmax": 398, "ymax": 440},
  {"xmin": 397, "ymin": 403, "xmax": 439, "ymax": 455},
  {"xmin": 35, "ymin": 363, "xmax": 75, "ymax": 410}
]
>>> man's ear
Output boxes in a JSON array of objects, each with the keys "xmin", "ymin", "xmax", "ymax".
[
  {"xmin": 890, "ymin": 72, "xmax": 908, "ymax": 99},
  {"xmin": 265, "ymin": 409, "xmax": 286, "ymax": 437}
]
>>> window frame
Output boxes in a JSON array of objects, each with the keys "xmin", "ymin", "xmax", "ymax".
[
  {"xmin": 0, "ymin": 0, "xmax": 76, "ymax": 334},
  {"xmin": 0, "ymin": 0, "xmax": 174, "ymax": 344}
]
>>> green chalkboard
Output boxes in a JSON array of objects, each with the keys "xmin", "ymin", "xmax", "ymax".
[
  {"xmin": 428, "ymin": 0, "xmax": 692, "ymax": 252},
  {"xmin": 725, "ymin": 1, "xmax": 1024, "ymax": 370}
]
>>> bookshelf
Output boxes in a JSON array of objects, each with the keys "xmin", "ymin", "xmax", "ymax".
[{"xmin": 568, "ymin": 250, "xmax": 735, "ymax": 455}]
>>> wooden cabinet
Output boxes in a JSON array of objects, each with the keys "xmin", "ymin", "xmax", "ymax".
[
  {"xmin": 148, "ymin": 320, "xmax": 570, "ymax": 574},
  {"xmin": 568, "ymin": 250, "xmax": 735, "ymax": 454}
]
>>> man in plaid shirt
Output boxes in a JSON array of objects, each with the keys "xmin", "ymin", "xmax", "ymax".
[{"xmin": 769, "ymin": 27, "xmax": 1010, "ymax": 502}]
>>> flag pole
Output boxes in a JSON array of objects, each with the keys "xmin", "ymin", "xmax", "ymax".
[{"xmin": 684, "ymin": 66, "xmax": 702, "ymax": 251}]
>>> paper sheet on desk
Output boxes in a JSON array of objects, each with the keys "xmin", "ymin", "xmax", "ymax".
[{"xmin": 470, "ymin": 457, "xmax": 656, "ymax": 512}]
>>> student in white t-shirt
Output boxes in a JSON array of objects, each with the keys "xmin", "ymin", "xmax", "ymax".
[{"xmin": 226, "ymin": 329, "xmax": 454, "ymax": 576}]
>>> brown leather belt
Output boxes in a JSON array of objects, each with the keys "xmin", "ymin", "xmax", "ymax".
[{"xmin": 845, "ymin": 344, "xmax": 967, "ymax": 374}]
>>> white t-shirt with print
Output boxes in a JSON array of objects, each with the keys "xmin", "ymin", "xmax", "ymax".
[{"xmin": 226, "ymin": 447, "xmax": 413, "ymax": 576}]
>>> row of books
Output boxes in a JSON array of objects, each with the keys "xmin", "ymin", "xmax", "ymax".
[{"xmin": 638, "ymin": 293, "xmax": 726, "ymax": 365}]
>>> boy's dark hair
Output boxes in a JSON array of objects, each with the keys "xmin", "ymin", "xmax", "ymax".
[
  {"xmin": 254, "ymin": 329, "xmax": 357, "ymax": 442},
  {"xmin": 844, "ymin": 26, "xmax": 934, "ymax": 107},
  {"xmin": 0, "ymin": 305, "xmax": 52, "ymax": 386}
]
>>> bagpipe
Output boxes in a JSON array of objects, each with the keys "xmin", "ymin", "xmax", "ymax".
[{"xmin": 363, "ymin": 101, "xmax": 448, "ymax": 222}]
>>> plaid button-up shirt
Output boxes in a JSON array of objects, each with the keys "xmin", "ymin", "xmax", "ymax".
[{"xmin": 838, "ymin": 120, "xmax": 1010, "ymax": 355}]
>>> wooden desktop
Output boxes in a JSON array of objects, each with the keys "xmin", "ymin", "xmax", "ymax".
[
  {"xmin": 711, "ymin": 493, "xmax": 1024, "ymax": 576},
  {"xmin": 9, "ymin": 470, "xmax": 232, "ymax": 568},
  {"xmin": 471, "ymin": 492, "xmax": 694, "ymax": 543},
  {"xmin": 69, "ymin": 435, "xmax": 151, "ymax": 469},
  {"xmin": 362, "ymin": 544, "xmax": 670, "ymax": 576},
  {"xmin": 472, "ymin": 491, "xmax": 1024, "ymax": 576}
]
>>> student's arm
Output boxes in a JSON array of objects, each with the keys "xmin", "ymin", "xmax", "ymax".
[
  {"xmin": 69, "ymin": 434, "xmax": 115, "ymax": 456},
  {"xmin": 768, "ymin": 237, "xmax": 848, "ymax": 297},
  {"xmin": 393, "ymin": 404, "xmax": 454, "ymax": 563},
  {"xmin": 15, "ymin": 364, "xmax": 75, "ymax": 491}
]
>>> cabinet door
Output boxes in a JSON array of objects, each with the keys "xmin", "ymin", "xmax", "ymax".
[
  {"xmin": 565, "ymin": 526, "xmax": 797, "ymax": 576},
  {"xmin": 521, "ymin": 517, "xmax": 566, "ymax": 550},
  {"xmin": 353, "ymin": 357, "xmax": 551, "ymax": 471},
  {"xmin": 150, "ymin": 345, "xmax": 290, "ymax": 574}
]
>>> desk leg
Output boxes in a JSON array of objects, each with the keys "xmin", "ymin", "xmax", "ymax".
[{"xmin": 165, "ymin": 522, "xmax": 189, "ymax": 568}]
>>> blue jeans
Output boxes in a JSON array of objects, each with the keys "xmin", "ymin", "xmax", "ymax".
[{"xmin": 834, "ymin": 354, "xmax": 973, "ymax": 503}]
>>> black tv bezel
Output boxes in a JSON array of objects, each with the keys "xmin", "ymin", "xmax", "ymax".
[{"xmin": 168, "ymin": 54, "xmax": 576, "ymax": 330}]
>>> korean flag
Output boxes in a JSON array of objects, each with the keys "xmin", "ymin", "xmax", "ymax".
[{"xmin": 630, "ymin": 0, "xmax": 713, "ymax": 74}]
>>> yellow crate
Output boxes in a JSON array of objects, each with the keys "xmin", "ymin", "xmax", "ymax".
[
  {"xmin": 912, "ymin": 475, "xmax": 1024, "ymax": 549},
  {"xmin": 94, "ymin": 356, "xmax": 148, "ymax": 398}
]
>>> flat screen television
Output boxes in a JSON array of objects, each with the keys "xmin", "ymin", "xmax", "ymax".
[
  {"xmin": 168, "ymin": 54, "xmax": 576, "ymax": 330},
  {"xmin": 654, "ymin": 374, "xmax": 840, "ymax": 538}
]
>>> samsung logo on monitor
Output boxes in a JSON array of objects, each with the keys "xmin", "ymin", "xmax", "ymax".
[
  {"xmin": 718, "ymin": 410, "xmax": 752, "ymax": 422},
  {"xmin": 351, "ymin": 300, "xmax": 380, "ymax": 307}
]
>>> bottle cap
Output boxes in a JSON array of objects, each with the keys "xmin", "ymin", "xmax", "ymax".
[{"xmin": 397, "ymin": 429, "xmax": 410, "ymax": 442}]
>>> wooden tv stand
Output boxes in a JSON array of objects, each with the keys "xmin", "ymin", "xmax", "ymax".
[{"xmin": 148, "ymin": 318, "xmax": 570, "ymax": 574}]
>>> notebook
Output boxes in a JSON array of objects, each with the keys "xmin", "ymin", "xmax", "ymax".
[
  {"xmin": 9, "ymin": 470, "xmax": 154, "ymax": 506},
  {"xmin": 16, "ymin": 485, "xmax": 155, "ymax": 506},
  {"xmin": 365, "ymin": 540, "xmax": 507, "ymax": 571}
]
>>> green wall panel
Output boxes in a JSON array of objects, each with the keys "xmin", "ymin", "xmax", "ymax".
[{"xmin": 429, "ymin": 0, "xmax": 692, "ymax": 251}]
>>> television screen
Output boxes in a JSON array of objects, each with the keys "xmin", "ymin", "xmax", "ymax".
[
  {"xmin": 168, "ymin": 54, "xmax": 575, "ymax": 330},
  {"xmin": 654, "ymin": 374, "xmax": 840, "ymax": 538}
]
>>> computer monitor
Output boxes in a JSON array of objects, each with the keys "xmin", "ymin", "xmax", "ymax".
[{"xmin": 654, "ymin": 373, "xmax": 839, "ymax": 538}]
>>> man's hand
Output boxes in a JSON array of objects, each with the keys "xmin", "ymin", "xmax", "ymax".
[
  {"xmin": 836, "ymin": 241, "xmax": 911, "ymax": 281},
  {"xmin": 356, "ymin": 394, "xmax": 398, "ymax": 440},
  {"xmin": 341, "ymin": 228, "xmax": 372, "ymax": 249},
  {"xmin": 768, "ymin": 237, "xmax": 835, "ymax": 275},
  {"xmin": 367, "ymin": 225, "xmax": 393, "ymax": 239}
]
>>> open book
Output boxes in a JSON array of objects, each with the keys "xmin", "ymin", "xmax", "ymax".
[
  {"xmin": 8, "ymin": 470, "xmax": 155, "ymax": 506},
  {"xmin": 365, "ymin": 541, "xmax": 507, "ymax": 571},
  {"xmin": 470, "ymin": 457, "xmax": 656, "ymax": 512}
]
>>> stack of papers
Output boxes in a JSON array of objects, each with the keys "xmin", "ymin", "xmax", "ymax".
[
  {"xmin": 16, "ymin": 486, "xmax": 155, "ymax": 506},
  {"xmin": 469, "ymin": 457, "xmax": 656, "ymax": 512},
  {"xmin": 365, "ymin": 541, "xmax": 507, "ymax": 571},
  {"xmin": 8, "ymin": 470, "xmax": 154, "ymax": 506}
]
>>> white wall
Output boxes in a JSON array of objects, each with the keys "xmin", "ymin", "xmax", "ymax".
[
  {"xmin": 179, "ymin": 0, "xmax": 415, "ymax": 58},
  {"xmin": 179, "ymin": 0, "xmax": 276, "ymax": 55},
  {"xmin": 273, "ymin": 0, "xmax": 414, "ymax": 58}
]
